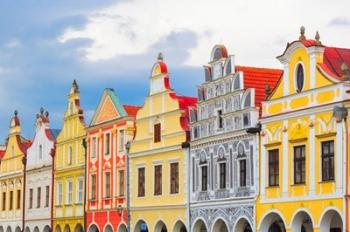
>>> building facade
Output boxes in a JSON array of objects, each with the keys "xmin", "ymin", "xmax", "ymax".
[
  {"xmin": 86, "ymin": 88, "xmax": 139, "ymax": 232},
  {"xmin": 189, "ymin": 45, "xmax": 281, "ymax": 232},
  {"xmin": 129, "ymin": 54, "xmax": 197, "ymax": 232},
  {"xmin": 53, "ymin": 80, "xmax": 86, "ymax": 232},
  {"xmin": 257, "ymin": 28, "xmax": 350, "ymax": 232},
  {"xmin": 25, "ymin": 108, "xmax": 59, "ymax": 232},
  {"xmin": 0, "ymin": 111, "xmax": 31, "ymax": 232}
]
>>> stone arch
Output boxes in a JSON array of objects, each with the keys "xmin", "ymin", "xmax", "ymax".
[
  {"xmin": 172, "ymin": 220, "xmax": 187, "ymax": 232},
  {"xmin": 134, "ymin": 220, "xmax": 148, "ymax": 232},
  {"xmin": 154, "ymin": 220, "xmax": 167, "ymax": 232},
  {"xmin": 192, "ymin": 218, "xmax": 208, "ymax": 232},
  {"xmin": 211, "ymin": 218, "xmax": 229, "ymax": 232},
  {"xmin": 74, "ymin": 224, "xmax": 83, "ymax": 232},
  {"xmin": 6, "ymin": 226, "xmax": 11, "ymax": 232},
  {"xmin": 24, "ymin": 227, "xmax": 30, "ymax": 232},
  {"xmin": 33, "ymin": 227, "xmax": 39, "ymax": 232},
  {"xmin": 258, "ymin": 210, "xmax": 287, "ymax": 232},
  {"xmin": 43, "ymin": 225, "xmax": 51, "ymax": 232},
  {"xmin": 319, "ymin": 208, "xmax": 343, "ymax": 232},
  {"xmin": 15, "ymin": 227, "xmax": 21, "ymax": 232},
  {"xmin": 117, "ymin": 224, "xmax": 127, "ymax": 232},
  {"xmin": 88, "ymin": 224, "xmax": 99, "ymax": 232},
  {"xmin": 55, "ymin": 225, "xmax": 62, "ymax": 232},
  {"xmin": 234, "ymin": 216, "xmax": 253, "ymax": 232},
  {"xmin": 291, "ymin": 209, "xmax": 314, "ymax": 232},
  {"xmin": 103, "ymin": 225, "xmax": 113, "ymax": 232},
  {"xmin": 63, "ymin": 225, "xmax": 71, "ymax": 232},
  {"xmin": 0, "ymin": 226, "xmax": 4, "ymax": 232}
]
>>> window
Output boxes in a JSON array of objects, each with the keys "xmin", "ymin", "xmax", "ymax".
[
  {"xmin": 16, "ymin": 189, "xmax": 21, "ymax": 209},
  {"xmin": 268, "ymin": 149, "xmax": 279, "ymax": 186},
  {"xmin": 322, "ymin": 141, "xmax": 334, "ymax": 181},
  {"xmin": 154, "ymin": 165, "xmax": 162, "ymax": 195},
  {"xmin": 294, "ymin": 145, "xmax": 306, "ymax": 184},
  {"xmin": 91, "ymin": 137, "xmax": 97, "ymax": 158},
  {"xmin": 91, "ymin": 174, "xmax": 96, "ymax": 200},
  {"xmin": 138, "ymin": 167, "xmax": 145, "ymax": 197},
  {"xmin": 105, "ymin": 133, "xmax": 111, "ymax": 155},
  {"xmin": 57, "ymin": 183, "xmax": 63, "ymax": 205},
  {"xmin": 2, "ymin": 192, "xmax": 6, "ymax": 210},
  {"xmin": 29, "ymin": 189, "xmax": 33, "ymax": 208},
  {"xmin": 37, "ymin": 187, "xmax": 41, "ymax": 208},
  {"xmin": 154, "ymin": 123, "xmax": 161, "ymax": 143},
  {"xmin": 119, "ymin": 130, "xmax": 125, "ymax": 152},
  {"xmin": 296, "ymin": 64, "xmax": 304, "ymax": 93},
  {"xmin": 9, "ymin": 191, "xmax": 13, "ymax": 210},
  {"xmin": 170, "ymin": 163, "xmax": 179, "ymax": 194},
  {"xmin": 77, "ymin": 180, "xmax": 83, "ymax": 203},
  {"xmin": 201, "ymin": 166, "xmax": 208, "ymax": 191},
  {"xmin": 105, "ymin": 172, "xmax": 111, "ymax": 198},
  {"xmin": 68, "ymin": 146, "xmax": 73, "ymax": 165},
  {"xmin": 45, "ymin": 186, "xmax": 50, "ymax": 207},
  {"xmin": 217, "ymin": 110, "xmax": 223, "ymax": 129},
  {"xmin": 219, "ymin": 163, "xmax": 226, "ymax": 189},
  {"xmin": 239, "ymin": 160, "xmax": 247, "ymax": 187},
  {"xmin": 119, "ymin": 170, "xmax": 125, "ymax": 196},
  {"xmin": 39, "ymin": 145, "xmax": 43, "ymax": 160},
  {"xmin": 67, "ymin": 181, "xmax": 73, "ymax": 204}
]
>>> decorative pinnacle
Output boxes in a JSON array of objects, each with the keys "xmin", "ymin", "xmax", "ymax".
[
  {"xmin": 45, "ymin": 111, "xmax": 49, "ymax": 117},
  {"xmin": 315, "ymin": 31, "xmax": 321, "ymax": 45},
  {"xmin": 14, "ymin": 110, "xmax": 18, "ymax": 116},
  {"xmin": 72, "ymin": 79, "xmax": 79, "ymax": 89},
  {"xmin": 157, "ymin": 52, "xmax": 164, "ymax": 61},
  {"xmin": 40, "ymin": 107, "xmax": 44, "ymax": 115},
  {"xmin": 299, "ymin": 26, "xmax": 306, "ymax": 40},
  {"xmin": 264, "ymin": 84, "xmax": 271, "ymax": 96}
]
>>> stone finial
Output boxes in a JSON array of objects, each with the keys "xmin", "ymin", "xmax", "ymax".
[
  {"xmin": 40, "ymin": 107, "xmax": 44, "ymax": 115},
  {"xmin": 299, "ymin": 26, "xmax": 306, "ymax": 40},
  {"xmin": 72, "ymin": 79, "xmax": 79, "ymax": 90},
  {"xmin": 265, "ymin": 84, "xmax": 271, "ymax": 96},
  {"xmin": 341, "ymin": 62, "xmax": 349, "ymax": 81},
  {"xmin": 14, "ymin": 110, "xmax": 18, "ymax": 116},
  {"xmin": 45, "ymin": 111, "xmax": 49, "ymax": 117},
  {"xmin": 157, "ymin": 52, "xmax": 164, "ymax": 61},
  {"xmin": 315, "ymin": 31, "xmax": 321, "ymax": 45}
]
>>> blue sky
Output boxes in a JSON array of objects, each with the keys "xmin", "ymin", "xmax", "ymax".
[{"xmin": 0, "ymin": 0, "xmax": 349, "ymax": 141}]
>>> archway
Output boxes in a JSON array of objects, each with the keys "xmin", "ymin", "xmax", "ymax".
[
  {"xmin": 43, "ymin": 225, "xmax": 51, "ymax": 232},
  {"xmin": 291, "ymin": 210, "xmax": 314, "ymax": 232},
  {"xmin": 63, "ymin": 225, "xmax": 71, "ymax": 232},
  {"xmin": 234, "ymin": 217, "xmax": 253, "ymax": 232},
  {"xmin": 6, "ymin": 226, "xmax": 11, "ymax": 232},
  {"xmin": 88, "ymin": 225, "xmax": 99, "ymax": 232},
  {"xmin": 154, "ymin": 221, "xmax": 167, "ymax": 232},
  {"xmin": 24, "ymin": 227, "xmax": 30, "ymax": 232},
  {"xmin": 15, "ymin": 227, "xmax": 21, "ymax": 232},
  {"xmin": 259, "ymin": 212, "xmax": 286, "ymax": 232},
  {"xmin": 0, "ymin": 227, "xmax": 4, "ymax": 232},
  {"xmin": 75, "ymin": 224, "xmax": 83, "ymax": 232},
  {"xmin": 33, "ymin": 227, "xmax": 39, "ymax": 232},
  {"xmin": 55, "ymin": 225, "xmax": 62, "ymax": 232},
  {"xmin": 173, "ymin": 220, "xmax": 187, "ymax": 232},
  {"xmin": 192, "ymin": 219, "xmax": 208, "ymax": 232},
  {"xmin": 117, "ymin": 224, "xmax": 127, "ymax": 232},
  {"xmin": 212, "ymin": 218, "xmax": 229, "ymax": 232},
  {"xmin": 134, "ymin": 220, "xmax": 148, "ymax": 232},
  {"xmin": 104, "ymin": 225, "xmax": 113, "ymax": 232},
  {"xmin": 319, "ymin": 209, "xmax": 343, "ymax": 232}
]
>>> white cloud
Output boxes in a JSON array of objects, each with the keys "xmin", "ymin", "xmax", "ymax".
[
  {"xmin": 4, "ymin": 39, "xmax": 22, "ymax": 48},
  {"xmin": 59, "ymin": 0, "xmax": 350, "ymax": 68}
]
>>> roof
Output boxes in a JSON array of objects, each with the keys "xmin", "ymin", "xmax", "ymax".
[
  {"xmin": 46, "ymin": 129, "xmax": 61, "ymax": 141},
  {"xmin": 0, "ymin": 148, "xmax": 5, "ymax": 159},
  {"xmin": 236, "ymin": 65, "xmax": 283, "ymax": 109},
  {"xmin": 123, "ymin": 105, "xmax": 141, "ymax": 117},
  {"xmin": 322, "ymin": 47, "xmax": 350, "ymax": 78}
]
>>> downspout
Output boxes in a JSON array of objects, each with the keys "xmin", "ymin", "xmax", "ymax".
[
  {"xmin": 125, "ymin": 142, "xmax": 131, "ymax": 232},
  {"xmin": 22, "ymin": 153, "xmax": 27, "ymax": 232},
  {"xmin": 50, "ymin": 145, "xmax": 56, "ymax": 232},
  {"xmin": 82, "ymin": 139, "xmax": 87, "ymax": 232},
  {"xmin": 181, "ymin": 141, "xmax": 191, "ymax": 232}
]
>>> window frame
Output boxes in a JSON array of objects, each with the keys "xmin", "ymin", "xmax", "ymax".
[
  {"xmin": 295, "ymin": 63, "xmax": 305, "ymax": 93},
  {"xmin": 268, "ymin": 149, "xmax": 279, "ymax": 187},
  {"xmin": 154, "ymin": 165, "xmax": 162, "ymax": 196},
  {"xmin": 105, "ymin": 172, "xmax": 111, "ymax": 198},
  {"xmin": 154, "ymin": 123, "xmax": 161, "ymax": 143},
  {"xmin": 219, "ymin": 162, "xmax": 226, "ymax": 189},
  {"xmin": 37, "ymin": 187, "xmax": 41, "ymax": 208},
  {"xmin": 293, "ymin": 145, "xmax": 306, "ymax": 184},
  {"xmin": 321, "ymin": 140, "xmax": 335, "ymax": 182},
  {"xmin": 239, "ymin": 159, "xmax": 247, "ymax": 187},
  {"xmin": 91, "ymin": 174, "xmax": 97, "ymax": 200},
  {"xmin": 170, "ymin": 162, "xmax": 179, "ymax": 194},
  {"xmin": 201, "ymin": 165, "xmax": 208, "ymax": 191},
  {"xmin": 138, "ymin": 167, "xmax": 145, "ymax": 197},
  {"xmin": 119, "ymin": 170, "xmax": 125, "ymax": 197}
]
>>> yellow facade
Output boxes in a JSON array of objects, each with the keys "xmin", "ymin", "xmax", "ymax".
[
  {"xmin": 257, "ymin": 30, "xmax": 347, "ymax": 232},
  {"xmin": 129, "ymin": 56, "xmax": 196, "ymax": 232},
  {"xmin": 53, "ymin": 80, "xmax": 86, "ymax": 232}
]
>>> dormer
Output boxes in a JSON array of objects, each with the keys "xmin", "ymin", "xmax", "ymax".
[{"xmin": 150, "ymin": 53, "xmax": 169, "ymax": 95}]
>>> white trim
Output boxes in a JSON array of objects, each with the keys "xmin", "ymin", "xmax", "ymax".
[
  {"xmin": 210, "ymin": 216, "xmax": 230, "ymax": 232},
  {"xmin": 282, "ymin": 120, "xmax": 288, "ymax": 196},
  {"xmin": 258, "ymin": 209, "xmax": 287, "ymax": 231},
  {"xmin": 309, "ymin": 115, "xmax": 316, "ymax": 196}
]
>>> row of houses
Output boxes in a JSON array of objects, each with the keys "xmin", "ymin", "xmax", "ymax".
[{"xmin": 0, "ymin": 27, "xmax": 349, "ymax": 232}]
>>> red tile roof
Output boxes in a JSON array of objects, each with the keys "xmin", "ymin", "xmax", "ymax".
[
  {"xmin": 0, "ymin": 149, "xmax": 5, "ymax": 159},
  {"xmin": 123, "ymin": 105, "xmax": 141, "ymax": 117},
  {"xmin": 323, "ymin": 47, "xmax": 350, "ymax": 79},
  {"xmin": 236, "ymin": 65, "xmax": 283, "ymax": 109}
]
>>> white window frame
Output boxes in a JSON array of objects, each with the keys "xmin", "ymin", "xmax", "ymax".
[
  {"xmin": 77, "ymin": 178, "xmax": 83, "ymax": 203},
  {"xmin": 67, "ymin": 180, "xmax": 73, "ymax": 204}
]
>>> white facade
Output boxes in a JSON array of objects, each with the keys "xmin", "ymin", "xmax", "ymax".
[{"xmin": 25, "ymin": 109, "xmax": 58, "ymax": 232}]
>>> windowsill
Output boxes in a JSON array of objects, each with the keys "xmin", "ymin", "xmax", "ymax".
[
  {"xmin": 103, "ymin": 197, "xmax": 112, "ymax": 200},
  {"xmin": 169, "ymin": 192, "xmax": 179, "ymax": 195},
  {"xmin": 75, "ymin": 202, "xmax": 83, "ymax": 205},
  {"xmin": 64, "ymin": 203, "xmax": 73, "ymax": 206},
  {"xmin": 266, "ymin": 185, "xmax": 280, "ymax": 189},
  {"xmin": 137, "ymin": 195, "xmax": 145, "ymax": 198},
  {"xmin": 291, "ymin": 183, "xmax": 306, "ymax": 186},
  {"xmin": 153, "ymin": 193, "xmax": 162, "ymax": 197},
  {"xmin": 89, "ymin": 198, "xmax": 97, "ymax": 202},
  {"xmin": 319, "ymin": 180, "xmax": 335, "ymax": 184}
]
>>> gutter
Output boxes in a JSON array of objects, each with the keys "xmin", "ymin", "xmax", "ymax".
[{"xmin": 182, "ymin": 141, "xmax": 191, "ymax": 232}]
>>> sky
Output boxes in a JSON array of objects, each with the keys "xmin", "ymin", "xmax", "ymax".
[{"xmin": 0, "ymin": 0, "xmax": 349, "ymax": 141}]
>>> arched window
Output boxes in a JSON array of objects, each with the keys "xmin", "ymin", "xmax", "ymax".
[{"xmin": 296, "ymin": 64, "xmax": 304, "ymax": 93}]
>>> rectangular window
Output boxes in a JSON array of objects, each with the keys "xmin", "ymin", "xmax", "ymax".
[
  {"xmin": 68, "ymin": 146, "xmax": 73, "ymax": 165},
  {"xmin": 77, "ymin": 179, "xmax": 83, "ymax": 203},
  {"xmin": 2, "ymin": 192, "xmax": 6, "ymax": 210},
  {"xmin": 154, "ymin": 165, "xmax": 162, "ymax": 195},
  {"xmin": 217, "ymin": 110, "xmax": 223, "ymax": 129},
  {"xmin": 201, "ymin": 166, "xmax": 208, "ymax": 191},
  {"xmin": 322, "ymin": 141, "xmax": 334, "ymax": 181},
  {"xmin": 294, "ymin": 145, "xmax": 306, "ymax": 184},
  {"xmin": 57, "ymin": 183, "xmax": 62, "ymax": 205},
  {"xmin": 138, "ymin": 167, "xmax": 145, "ymax": 197},
  {"xmin": 105, "ymin": 172, "xmax": 111, "ymax": 198},
  {"xmin": 91, "ymin": 174, "xmax": 96, "ymax": 200},
  {"xmin": 119, "ymin": 170, "xmax": 125, "ymax": 196},
  {"xmin": 219, "ymin": 163, "xmax": 226, "ymax": 189},
  {"xmin": 119, "ymin": 130, "xmax": 125, "ymax": 152},
  {"xmin": 170, "ymin": 163, "xmax": 179, "ymax": 194},
  {"xmin": 37, "ymin": 187, "xmax": 41, "ymax": 208},
  {"xmin": 154, "ymin": 123, "xmax": 161, "ymax": 143},
  {"xmin": 29, "ymin": 189, "xmax": 33, "ymax": 208},
  {"xmin": 239, "ymin": 159, "xmax": 247, "ymax": 187},
  {"xmin": 91, "ymin": 137, "xmax": 97, "ymax": 158},
  {"xmin": 105, "ymin": 133, "xmax": 111, "ymax": 155},
  {"xmin": 9, "ymin": 191, "xmax": 13, "ymax": 210},
  {"xmin": 16, "ymin": 189, "xmax": 21, "ymax": 209},
  {"xmin": 45, "ymin": 186, "xmax": 50, "ymax": 207},
  {"xmin": 67, "ymin": 181, "xmax": 73, "ymax": 204},
  {"xmin": 268, "ymin": 149, "xmax": 279, "ymax": 186}
]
